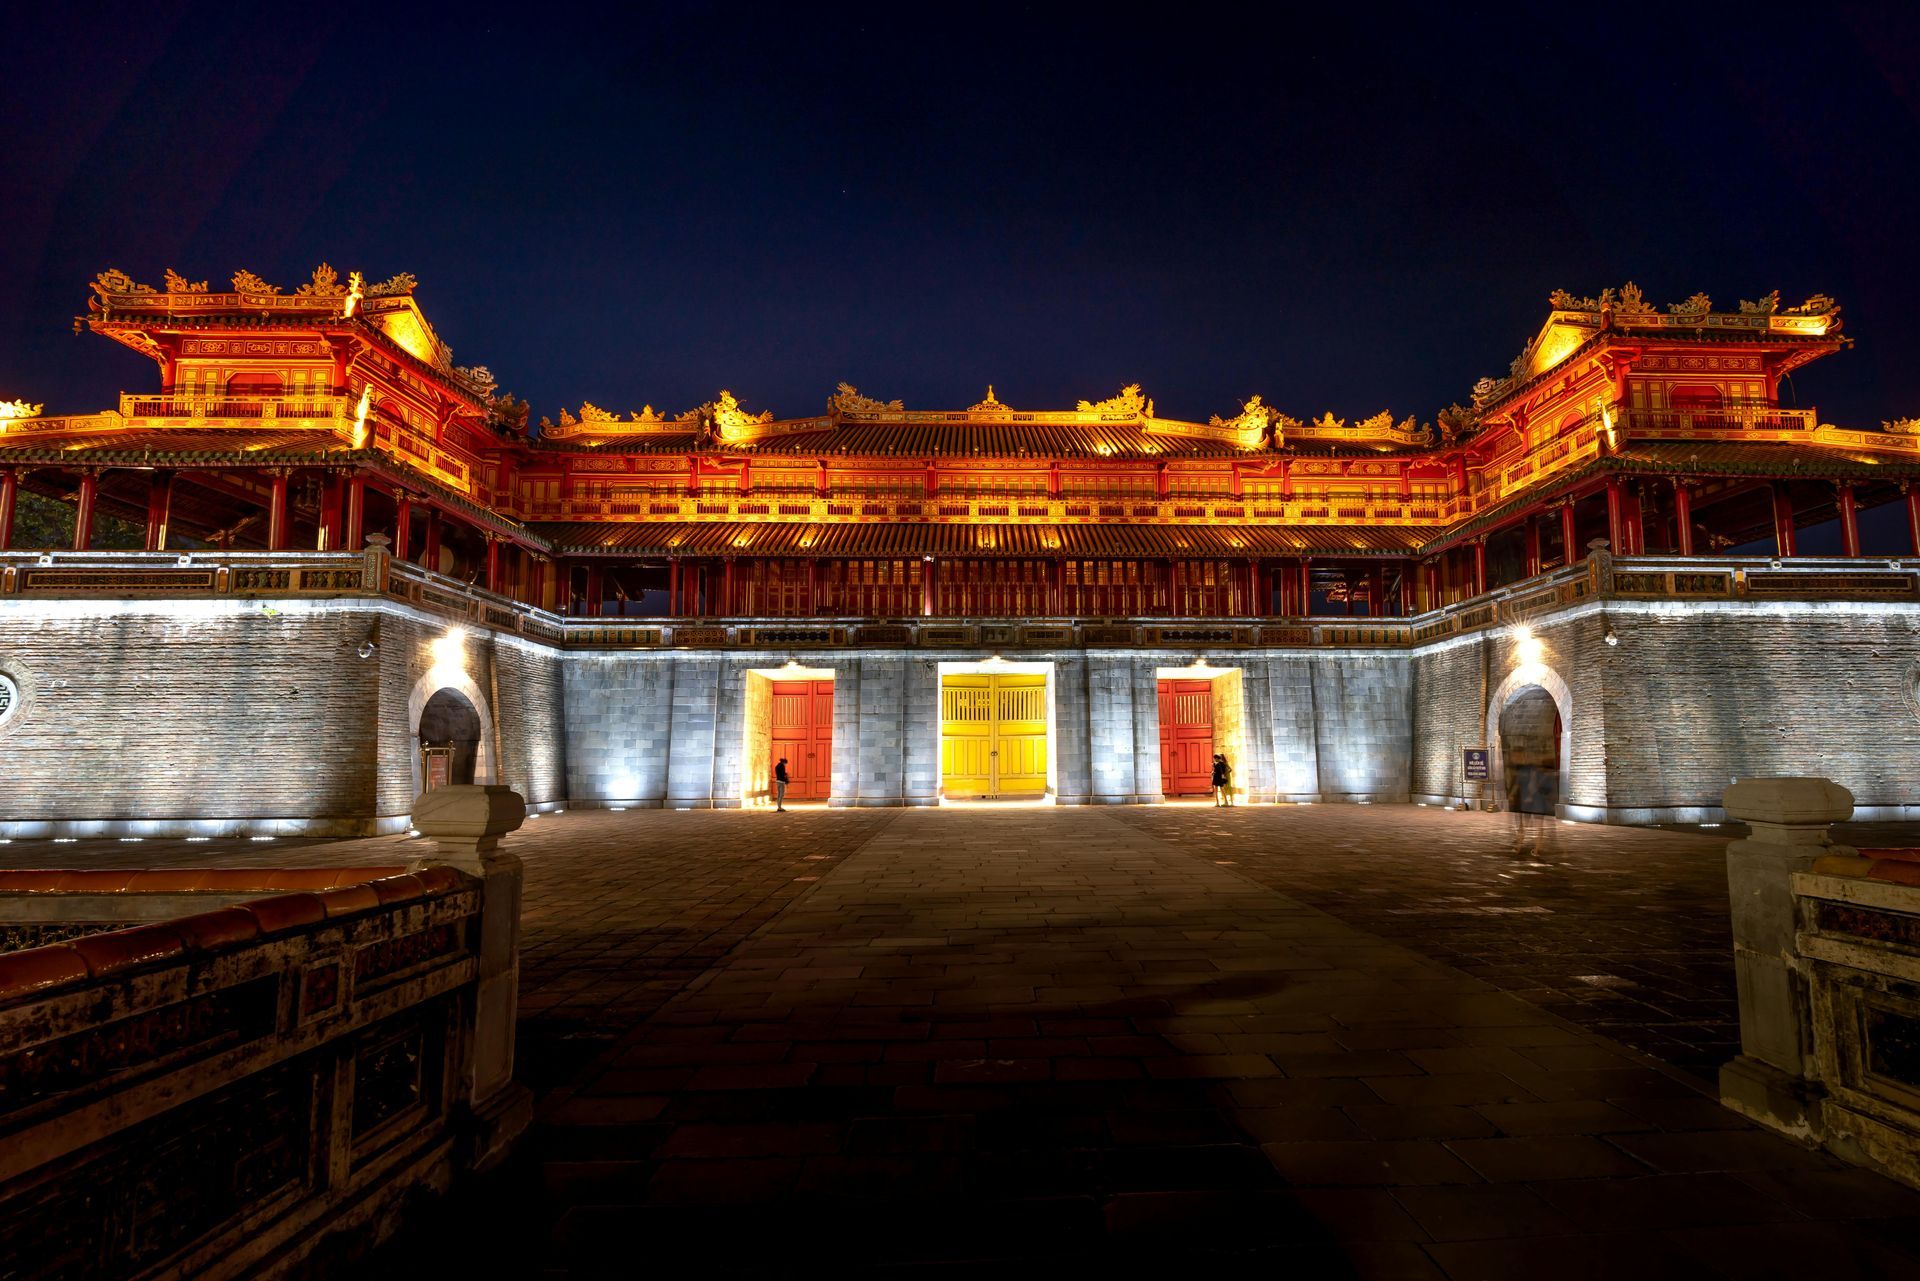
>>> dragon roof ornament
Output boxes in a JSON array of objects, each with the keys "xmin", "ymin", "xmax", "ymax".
[
  {"xmin": 295, "ymin": 263, "xmax": 349, "ymax": 298},
  {"xmin": 827, "ymin": 383, "xmax": 904, "ymax": 415},
  {"xmin": 1076, "ymin": 384, "xmax": 1152, "ymax": 418}
]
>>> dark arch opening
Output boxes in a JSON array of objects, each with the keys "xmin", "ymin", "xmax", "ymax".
[
  {"xmin": 1499, "ymin": 686, "xmax": 1561, "ymax": 816},
  {"xmin": 419, "ymin": 687, "xmax": 483, "ymax": 787}
]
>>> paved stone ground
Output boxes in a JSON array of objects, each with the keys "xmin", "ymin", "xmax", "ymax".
[
  {"xmin": 11, "ymin": 808, "xmax": 1920, "ymax": 1275},
  {"xmin": 0, "ymin": 810, "xmax": 899, "ymax": 1088},
  {"xmin": 1110, "ymin": 804, "xmax": 1748, "ymax": 1080}
]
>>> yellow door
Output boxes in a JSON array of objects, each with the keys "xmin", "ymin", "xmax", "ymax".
[
  {"xmin": 941, "ymin": 673, "xmax": 1048, "ymax": 798},
  {"xmin": 992, "ymin": 675, "xmax": 1048, "ymax": 795}
]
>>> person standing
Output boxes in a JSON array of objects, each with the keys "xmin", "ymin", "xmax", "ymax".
[
  {"xmin": 1212, "ymin": 753, "xmax": 1233, "ymax": 807},
  {"xmin": 773, "ymin": 756, "xmax": 790, "ymax": 812}
]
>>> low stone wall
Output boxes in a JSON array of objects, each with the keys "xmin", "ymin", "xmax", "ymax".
[
  {"xmin": 0, "ymin": 853, "xmax": 528, "ymax": 1278},
  {"xmin": 1790, "ymin": 868, "xmax": 1920, "ymax": 1188},
  {"xmin": 1721, "ymin": 778, "xmax": 1920, "ymax": 1190}
]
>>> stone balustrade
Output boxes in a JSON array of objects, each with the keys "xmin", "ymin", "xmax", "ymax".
[
  {"xmin": 1722, "ymin": 776, "xmax": 1920, "ymax": 1190},
  {"xmin": 6, "ymin": 544, "xmax": 1919, "ymax": 656},
  {"xmin": 0, "ymin": 787, "xmax": 531, "ymax": 1278}
]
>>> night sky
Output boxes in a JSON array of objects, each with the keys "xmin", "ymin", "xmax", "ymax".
[{"xmin": 5, "ymin": 3, "xmax": 1918, "ymax": 431}]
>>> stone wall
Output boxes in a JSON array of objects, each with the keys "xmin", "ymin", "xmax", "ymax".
[
  {"xmin": 1588, "ymin": 602, "xmax": 1920, "ymax": 821},
  {"xmin": 0, "ymin": 600, "xmax": 382, "ymax": 835},
  {"xmin": 0, "ymin": 599, "xmax": 566, "ymax": 837},
  {"xmin": 14, "ymin": 595, "xmax": 1920, "ymax": 830}
]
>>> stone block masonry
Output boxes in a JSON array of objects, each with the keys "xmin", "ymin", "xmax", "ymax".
[{"xmin": 11, "ymin": 597, "xmax": 1920, "ymax": 831}]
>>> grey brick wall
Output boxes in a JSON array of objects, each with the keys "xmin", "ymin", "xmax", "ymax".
[
  {"xmin": 17, "ymin": 597, "xmax": 1920, "ymax": 830},
  {"xmin": 665, "ymin": 658, "xmax": 720, "ymax": 806},
  {"xmin": 0, "ymin": 602, "xmax": 380, "ymax": 832},
  {"xmin": 562, "ymin": 653, "xmax": 674, "ymax": 805},
  {"xmin": 1409, "ymin": 638, "xmax": 1485, "ymax": 806},
  {"xmin": 1311, "ymin": 656, "xmax": 1412, "ymax": 800},
  {"xmin": 1130, "ymin": 662, "xmax": 1163, "ymax": 802},
  {"xmin": 853, "ymin": 655, "xmax": 907, "ymax": 805},
  {"xmin": 1585, "ymin": 604, "xmax": 1920, "ymax": 819},
  {"xmin": 1085, "ymin": 657, "xmax": 1136, "ymax": 803},
  {"xmin": 1052, "ymin": 655, "xmax": 1091, "ymax": 804},
  {"xmin": 1266, "ymin": 657, "xmax": 1322, "ymax": 799},
  {"xmin": 902, "ymin": 657, "xmax": 940, "ymax": 805}
]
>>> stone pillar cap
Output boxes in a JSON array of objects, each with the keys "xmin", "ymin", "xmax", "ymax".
[
  {"xmin": 412, "ymin": 784, "xmax": 526, "ymax": 840},
  {"xmin": 1722, "ymin": 777, "xmax": 1853, "ymax": 826}
]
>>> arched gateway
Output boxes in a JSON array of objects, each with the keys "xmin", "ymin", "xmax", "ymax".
[
  {"xmin": 1485, "ymin": 663, "xmax": 1571, "ymax": 818},
  {"xmin": 407, "ymin": 668, "xmax": 496, "ymax": 797}
]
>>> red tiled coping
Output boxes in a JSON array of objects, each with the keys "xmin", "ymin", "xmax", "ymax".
[
  {"xmin": 0, "ymin": 867, "xmax": 471, "ymax": 1004},
  {"xmin": 0, "ymin": 866, "xmax": 411, "ymax": 895},
  {"xmin": 1811, "ymin": 848, "xmax": 1920, "ymax": 885}
]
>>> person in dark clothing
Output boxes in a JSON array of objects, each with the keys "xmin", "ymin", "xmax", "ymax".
[
  {"xmin": 1212, "ymin": 753, "xmax": 1233, "ymax": 807},
  {"xmin": 773, "ymin": 757, "xmax": 790, "ymax": 812}
]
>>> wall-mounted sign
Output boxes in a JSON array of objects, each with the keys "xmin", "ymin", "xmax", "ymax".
[{"xmin": 1463, "ymin": 747, "xmax": 1490, "ymax": 781}]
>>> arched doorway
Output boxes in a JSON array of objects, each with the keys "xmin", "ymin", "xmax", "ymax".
[
  {"xmin": 406, "ymin": 667, "xmax": 497, "ymax": 798},
  {"xmin": 419, "ymin": 687, "xmax": 483, "ymax": 789},
  {"xmin": 1484, "ymin": 662, "xmax": 1572, "ymax": 817},
  {"xmin": 1498, "ymin": 687, "xmax": 1561, "ymax": 815}
]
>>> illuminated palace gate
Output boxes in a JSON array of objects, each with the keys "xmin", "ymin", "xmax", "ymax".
[
  {"xmin": 16, "ymin": 268, "xmax": 1920, "ymax": 829},
  {"xmin": 769, "ymin": 679, "xmax": 833, "ymax": 801},
  {"xmin": 940, "ymin": 674, "xmax": 1048, "ymax": 800},
  {"xmin": 1158, "ymin": 679, "xmax": 1216, "ymax": 796}
]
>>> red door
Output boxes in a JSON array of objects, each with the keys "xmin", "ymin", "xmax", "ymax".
[
  {"xmin": 771, "ymin": 680, "xmax": 834, "ymax": 800},
  {"xmin": 1158, "ymin": 679, "xmax": 1215, "ymax": 796}
]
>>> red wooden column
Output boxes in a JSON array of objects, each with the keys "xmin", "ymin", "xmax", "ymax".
[
  {"xmin": 392, "ymin": 490, "xmax": 413, "ymax": 562},
  {"xmin": 1836, "ymin": 482, "xmax": 1861, "ymax": 557},
  {"xmin": 316, "ymin": 473, "xmax": 344, "ymax": 551},
  {"xmin": 72, "ymin": 470, "xmax": 99, "ymax": 550},
  {"xmin": 423, "ymin": 509, "xmax": 443, "ymax": 572},
  {"xmin": 1369, "ymin": 565, "xmax": 1385, "ymax": 617},
  {"xmin": 722, "ymin": 558, "xmax": 736, "ymax": 614},
  {"xmin": 1422, "ymin": 560, "xmax": 1439, "ymax": 612},
  {"xmin": 1559, "ymin": 500, "xmax": 1578, "ymax": 566},
  {"xmin": 529, "ymin": 555, "xmax": 547, "ymax": 611},
  {"xmin": 585, "ymin": 565, "xmax": 604, "ymax": 616},
  {"xmin": 1523, "ymin": 517, "xmax": 1541, "ymax": 578},
  {"xmin": 1051, "ymin": 559, "xmax": 1065, "ymax": 615},
  {"xmin": 1772, "ymin": 483, "xmax": 1797, "ymax": 557},
  {"xmin": 805, "ymin": 561, "xmax": 818, "ymax": 615},
  {"xmin": 922, "ymin": 558, "xmax": 936, "ymax": 617},
  {"xmin": 266, "ymin": 470, "xmax": 291, "ymax": 550},
  {"xmin": 344, "ymin": 470, "xmax": 367, "ymax": 551},
  {"xmin": 1471, "ymin": 539, "xmax": 1488, "ymax": 596},
  {"xmin": 484, "ymin": 536, "xmax": 503, "ymax": 594},
  {"xmin": 669, "ymin": 559, "xmax": 682, "ymax": 615},
  {"xmin": 1907, "ymin": 484, "xmax": 1920, "ymax": 556},
  {"xmin": 0, "ymin": 467, "xmax": 16, "ymax": 549},
  {"xmin": 143, "ymin": 469, "xmax": 174, "ymax": 551},
  {"xmin": 1673, "ymin": 481, "xmax": 1695, "ymax": 556},
  {"xmin": 1248, "ymin": 559, "xmax": 1265, "ymax": 617},
  {"xmin": 1297, "ymin": 558, "xmax": 1312, "ymax": 617},
  {"xmin": 1603, "ymin": 477, "xmax": 1625, "ymax": 552},
  {"xmin": 1620, "ymin": 484, "xmax": 1645, "ymax": 555}
]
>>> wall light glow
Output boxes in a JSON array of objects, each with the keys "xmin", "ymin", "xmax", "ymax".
[
  {"xmin": 1512, "ymin": 626, "xmax": 1544, "ymax": 668},
  {"xmin": 430, "ymin": 626, "xmax": 467, "ymax": 668}
]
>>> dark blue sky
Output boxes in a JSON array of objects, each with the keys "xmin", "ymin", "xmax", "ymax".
[{"xmin": 5, "ymin": 2, "xmax": 1918, "ymax": 429}]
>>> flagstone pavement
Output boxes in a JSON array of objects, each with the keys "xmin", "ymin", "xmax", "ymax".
[{"xmin": 11, "ymin": 806, "xmax": 1920, "ymax": 1275}]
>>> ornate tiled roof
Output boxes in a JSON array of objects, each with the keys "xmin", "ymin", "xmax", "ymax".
[{"xmin": 530, "ymin": 520, "xmax": 1434, "ymax": 558}]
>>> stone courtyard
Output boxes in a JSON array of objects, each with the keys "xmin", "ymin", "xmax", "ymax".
[{"xmin": 10, "ymin": 805, "xmax": 1920, "ymax": 1275}]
